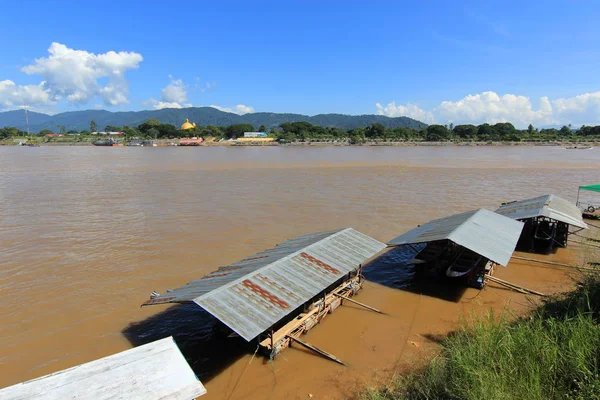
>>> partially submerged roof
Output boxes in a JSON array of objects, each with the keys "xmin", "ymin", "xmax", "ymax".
[
  {"xmin": 143, "ymin": 228, "xmax": 386, "ymax": 341},
  {"xmin": 0, "ymin": 337, "xmax": 206, "ymax": 400},
  {"xmin": 495, "ymin": 194, "xmax": 587, "ymax": 229},
  {"xmin": 387, "ymin": 209, "xmax": 524, "ymax": 267}
]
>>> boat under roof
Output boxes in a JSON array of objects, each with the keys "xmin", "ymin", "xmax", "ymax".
[{"xmin": 387, "ymin": 209, "xmax": 524, "ymax": 267}]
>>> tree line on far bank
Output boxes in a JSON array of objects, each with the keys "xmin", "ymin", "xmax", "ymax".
[{"xmin": 2, "ymin": 118, "xmax": 600, "ymax": 142}]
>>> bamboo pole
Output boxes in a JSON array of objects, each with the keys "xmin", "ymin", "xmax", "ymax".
[
  {"xmin": 512, "ymin": 254, "xmax": 598, "ymax": 271},
  {"xmin": 569, "ymin": 240, "xmax": 600, "ymax": 250},
  {"xmin": 512, "ymin": 255, "xmax": 577, "ymax": 268},
  {"xmin": 287, "ymin": 336, "xmax": 347, "ymax": 366},
  {"xmin": 333, "ymin": 293, "xmax": 387, "ymax": 314},
  {"xmin": 486, "ymin": 275, "xmax": 545, "ymax": 297}
]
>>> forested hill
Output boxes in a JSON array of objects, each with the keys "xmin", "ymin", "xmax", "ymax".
[{"xmin": 0, "ymin": 107, "xmax": 426, "ymax": 131}]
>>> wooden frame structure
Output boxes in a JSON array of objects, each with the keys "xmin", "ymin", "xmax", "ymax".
[
  {"xmin": 258, "ymin": 271, "xmax": 361, "ymax": 362},
  {"xmin": 515, "ymin": 216, "xmax": 571, "ymax": 254}
]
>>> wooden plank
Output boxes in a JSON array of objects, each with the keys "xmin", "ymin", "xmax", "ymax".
[
  {"xmin": 512, "ymin": 255, "xmax": 575, "ymax": 268},
  {"xmin": 333, "ymin": 293, "xmax": 387, "ymax": 314},
  {"xmin": 0, "ymin": 337, "xmax": 206, "ymax": 400},
  {"xmin": 260, "ymin": 277, "xmax": 359, "ymax": 349},
  {"xmin": 512, "ymin": 255, "xmax": 598, "ymax": 271},
  {"xmin": 486, "ymin": 275, "xmax": 545, "ymax": 297},
  {"xmin": 287, "ymin": 336, "xmax": 347, "ymax": 366}
]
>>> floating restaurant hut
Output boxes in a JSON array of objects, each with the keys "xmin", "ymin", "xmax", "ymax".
[
  {"xmin": 0, "ymin": 337, "xmax": 206, "ymax": 400},
  {"xmin": 495, "ymin": 194, "xmax": 587, "ymax": 254},
  {"xmin": 142, "ymin": 228, "xmax": 386, "ymax": 361},
  {"xmin": 387, "ymin": 209, "xmax": 524, "ymax": 289}
]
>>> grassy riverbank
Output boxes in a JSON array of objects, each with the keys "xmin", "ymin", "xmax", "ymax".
[
  {"xmin": 362, "ymin": 274, "xmax": 600, "ymax": 400},
  {"xmin": 362, "ymin": 230, "xmax": 600, "ymax": 400}
]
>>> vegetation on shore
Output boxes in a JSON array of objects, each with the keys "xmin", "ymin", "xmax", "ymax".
[
  {"xmin": 2, "ymin": 119, "xmax": 600, "ymax": 144},
  {"xmin": 362, "ymin": 271, "xmax": 600, "ymax": 399}
]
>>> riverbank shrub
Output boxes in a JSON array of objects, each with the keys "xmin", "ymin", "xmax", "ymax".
[{"xmin": 363, "ymin": 275, "xmax": 600, "ymax": 400}]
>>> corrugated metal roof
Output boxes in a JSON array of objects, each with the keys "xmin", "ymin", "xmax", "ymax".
[
  {"xmin": 495, "ymin": 194, "xmax": 587, "ymax": 229},
  {"xmin": 387, "ymin": 209, "xmax": 524, "ymax": 267},
  {"xmin": 143, "ymin": 228, "xmax": 386, "ymax": 341},
  {"xmin": 0, "ymin": 337, "xmax": 206, "ymax": 400}
]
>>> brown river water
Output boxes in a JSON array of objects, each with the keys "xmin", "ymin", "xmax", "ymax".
[{"xmin": 0, "ymin": 145, "xmax": 598, "ymax": 399}]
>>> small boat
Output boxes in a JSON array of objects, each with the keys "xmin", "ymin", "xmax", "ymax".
[
  {"xmin": 93, "ymin": 138, "xmax": 118, "ymax": 146},
  {"xmin": 566, "ymin": 145, "xmax": 592, "ymax": 150},
  {"xmin": 446, "ymin": 251, "xmax": 482, "ymax": 278}
]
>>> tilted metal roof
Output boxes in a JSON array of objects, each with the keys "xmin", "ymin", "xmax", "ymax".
[
  {"xmin": 143, "ymin": 228, "xmax": 386, "ymax": 341},
  {"xmin": 495, "ymin": 194, "xmax": 587, "ymax": 229},
  {"xmin": 387, "ymin": 209, "xmax": 524, "ymax": 267},
  {"xmin": 0, "ymin": 337, "xmax": 206, "ymax": 400}
]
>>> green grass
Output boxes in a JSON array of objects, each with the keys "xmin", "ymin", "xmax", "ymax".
[{"xmin": 362, "ymin": 275, "xmax": 600, "ymax": 400}]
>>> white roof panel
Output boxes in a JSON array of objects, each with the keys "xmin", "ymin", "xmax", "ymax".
[
  {"xmin": 495, "ymin": 194, "xmax": 587, "ymax": 229},
  {"xmin": 0, "ymin": 337, "xmax": 206, "ymax": 400},
  {"xmin": 387, "ymin": 209, "xmax": 524, "ymax": 266}
]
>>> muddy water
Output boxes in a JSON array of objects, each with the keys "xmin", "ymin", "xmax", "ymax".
[{"xmin": 0, "ymin": 146, "xmax": 598, "ymax": 399}]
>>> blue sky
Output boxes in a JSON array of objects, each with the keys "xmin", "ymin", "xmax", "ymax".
[{"xmin": 1, "ymin": 0, "xmax": 599, "ymax": 126}]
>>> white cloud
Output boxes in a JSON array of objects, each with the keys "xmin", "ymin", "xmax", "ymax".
[
  {"xmin": 376, "ymin": 90, "xmax": 600, "ymax": 127},
  {"xmin": 19, "ymin": 42, "xmax": 142, "ymax": 106},
  {"xmin": 436, "ymin": 92, "xmax": 554, "ymax": 126},
  {"xmin": 0, "ymin": 80, "xmax": 54, "ymax": 107},
  {"xmin": 147, "ymin": 100, "xmax": 192, "ymax": 110},
  {"xmin": 376, "ymin": 102, "xmax": 434, "ymax": 123},
  {"xmin": 193, "ymin": 79, "xmax": 216, "ymax": 92},
  {"xmin": 210, "ymin": 104, "xmax": 254, "ymax": 115},
  {"xmin": 161, "ymin": 76, "xmax": 187, "ymax": 103},
  {"xmin": 552, "ymin": 92, "xmax": 600, "ymax": 126},
  {"xmin": 144, "ymin": 76, "xmax": 193, "ymax": 110}
]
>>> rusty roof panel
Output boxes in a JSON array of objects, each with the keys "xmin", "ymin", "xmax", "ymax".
[
  {"xmin": 495, "ymin": 194, "xmax": 587, "ymax": 229},
  {"xmin": 144, "ymin": 228, "xmax": 386, "ymax": 341}
]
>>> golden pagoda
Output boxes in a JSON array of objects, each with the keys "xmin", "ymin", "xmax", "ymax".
[{"xmin": 180, "ymin": 118, "xmax": 197, "ymax": 130}]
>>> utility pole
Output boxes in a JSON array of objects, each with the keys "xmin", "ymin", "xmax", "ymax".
[{"xmin": 24, "ymin": 106, "xmax": 30, "ymax": 138}]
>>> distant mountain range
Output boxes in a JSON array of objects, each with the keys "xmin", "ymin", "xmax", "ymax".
[{"xmin": 0, "ymin": 107, "xmax": 427, "ymax": 132}]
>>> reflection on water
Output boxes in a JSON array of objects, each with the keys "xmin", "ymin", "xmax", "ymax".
[
  {"xmin": 0, "ymin": 145, "xmax": 598, "ymax": 393},
  {"xmin": 363, "ymin": 246, "xmax": 421, "ymax": 289},
  {"xmin": 122, "ymin": 304, "xmax": 252, "ymax": 382},
  {"xmin": 363, "ymin": 244, "xmax": 468, "ymax": 303}
]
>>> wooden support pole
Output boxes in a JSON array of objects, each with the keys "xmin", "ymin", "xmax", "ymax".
[
  {"xmin": 569, "ymin": 240, "xmax": 600, "ymax": 250},
  {"xmin": 512, "ymin": 255, "xmax": 578, "ymax": 269},
  {"xmin": 512, "ymin": 255, "xmax": 598, "ymax": 271},
  {"xmin": 485, "ymin": 275, "xmax": 545, "ymax": 297},
  {"xmin": 287, "ymin": 336, "xmax": 346, "ymax": 366},
  {"xmin": 333, "ymin": 293, "xmax": 387, "ymax": 315}
]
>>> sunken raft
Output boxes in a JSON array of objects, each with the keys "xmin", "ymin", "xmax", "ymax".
[
  {"xmin": 0, "ymin": 337, "xmax": 206, "ymax": 400},
  {"xmin": 387, "ymin": 209, "xmax": 524, "ymax": 289},
  {"xmin": 143, "ymin": 228, "xmax": 386, "ymax": 359},
  {"xmin": 495, "ymin": 194, "xmax": 587, "ymax": 254}
]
